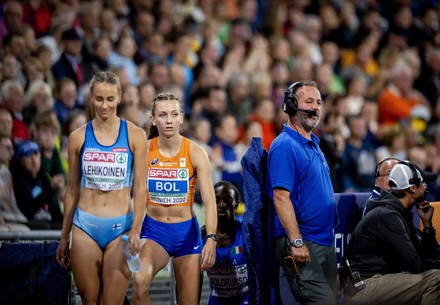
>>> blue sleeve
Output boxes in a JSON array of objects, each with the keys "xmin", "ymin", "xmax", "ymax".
[{"xmin": 268, "ymin": 144, "xmax": 296, "ymax": 193}]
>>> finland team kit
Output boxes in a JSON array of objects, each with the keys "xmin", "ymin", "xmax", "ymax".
[{"xmin": 82, "ymin": 148, "xmax": 129, "ymax": 191}]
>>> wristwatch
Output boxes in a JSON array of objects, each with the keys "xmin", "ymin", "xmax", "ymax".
[
  {"xmin": 207, "ymin": 234, "xmax": 219, "ymax": 242},
  {"xmin": 290, "ymin": 238, "xmax": 304, "ymax": 248},
  {"xmin": 423, "ymin": 227, "xmax": 436, "ymax": 235}
]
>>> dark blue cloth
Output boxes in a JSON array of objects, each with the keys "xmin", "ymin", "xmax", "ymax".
[
  {"xmin": 0, "ymin": 241, "xmax": 70, "ymax": 305},
  {"xmin": 241, "ymin": 137, "xmax": 278, "ymax": 305}
]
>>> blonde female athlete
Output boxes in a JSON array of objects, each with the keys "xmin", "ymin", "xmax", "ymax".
[
  {"xmin": 132, "ymin": 92, "xmax": 217, "ymax": 305},
  {"xmin": 56, "ymin": 71, "xmax": 148, "ymax": 305}
]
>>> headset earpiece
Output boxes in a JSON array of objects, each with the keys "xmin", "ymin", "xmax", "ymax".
[
  {"xmin": 398, "ymin": 161, "xmax": 421, "ymax": 185},
  {"xmin": 374, "ymin": 157, "xmax": 401, "ymax": 178},
  {"xmin": 283, "ymin": 82, "xmax": 302, "ymax": 116}
]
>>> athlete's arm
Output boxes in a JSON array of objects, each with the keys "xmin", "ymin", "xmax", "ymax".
[
  {"xmin": 191, "ymin": 141, "xmax": 217, "ymax": 271},
  {"xmin": 56, "ymin": 126, "xmax": 84, "ymax": 268},
  {"xmin": 128, "ymin": 123, "xmax": 148, "ymax": 253}
]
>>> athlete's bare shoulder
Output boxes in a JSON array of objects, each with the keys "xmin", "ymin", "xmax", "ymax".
[
  {"xmin": 126, "ymin": 120, "xmax": 147, "ymax": 147},
  {"xmin": 68, "ymin": 122, "xmax": 87, "ymax": 150}
]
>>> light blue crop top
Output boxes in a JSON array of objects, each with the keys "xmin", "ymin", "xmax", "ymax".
[{"xmin": 81, "ymin": 119, "xmax": 134, "ymax": 191}]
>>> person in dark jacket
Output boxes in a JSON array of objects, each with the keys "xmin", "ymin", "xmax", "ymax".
[
  {"xmin": 343, "ymin": 161, "xmax": 440, "ymax": 305},
  {"xmin": 10, "ymin": 140, "xmax": 63, "ymax": 229}
]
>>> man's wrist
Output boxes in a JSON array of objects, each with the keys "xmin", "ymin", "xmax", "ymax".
[{"xmin": 423, "ymin": 226, "xmax": 436, "ymax": 235}]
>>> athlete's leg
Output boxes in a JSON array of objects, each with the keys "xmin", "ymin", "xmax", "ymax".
[
  {"xmin": 132, "ymin": 239, "xmax": 170, "ymax": 305},
  {"xmin": 101, "ymin": 236, "xmax": 131, "ymax": 305},
  {"xmin": 70, "ymin": 226, "xmax": 102, "ymax": 305},
  {"xmin": 174, "ymin": 254, "xmax": 202, "ymax": 305}
]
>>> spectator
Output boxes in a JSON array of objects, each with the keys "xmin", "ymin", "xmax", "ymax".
[
  {"xmin": 248, "ymin": 97, "xmax": 276, "ymax": 151},
  {"xmin": 53, "ymin": 78, "xmax": 79, "ymax": 126},
  {"xmin": 30, "ymin": 110, "xmax": 66, "ymax": 201},
  {"xmin": 202, "ymin": 181, "xmax": 249, "ymax": 305},
  {"xmin": 0, "ymin": 132, "xmax": 29, "ymax": 231},
  {"xmin": 374, "ymin": 127, "xmax": 407, "ymax": 162},
  {"xmin": 82, "ymin": 36, "xmax": 112, "ymax": 84},
  {"xmin": 414, "ymin": 47, "xmax": 440, "ymax": 108},
  {"xmin": 0, "ymin": 108, "xmax": 13, "ymax": 137},
  {"xmin": 1, "ymin": 53, "xmax": 20, "ymax": 83},
  {"xmin": 368, "ymin": 157, "xmax": 401, "ymax": 203},
  {"xmin": 226, "ymin": 72, "xmax": 252, "ymax": 125},
  {"xmin": 51, "ymin": 28, "xmax": 85, "ymax": 89},
  {"xmin": 10, "ymin": 140, "xmax": 63, "ymax": 230},
  {"xmin": 377, "ymin": 59, "xmax": 429, "ymax": 126},
  {"xmin": 34, "ymin": 44, "xmax": 57, "ymax": 89},
  {"xmin": 108, "ymin": 34, "xmax": 144, "ymax": 86},
  {"xmin": 342, "ymin": 161, "xmax": 440, "ymax": 305},
  {"xmin": 23, "ymin": 80, "xmax": 55, "ymax": 126},
  {"xmin": 22, "ymin": 56, "xmax": 46, "ymax": 90},
  {"xmin": 211, "ymin": 113, "xmax": 244, "ymax": 199},
  {"xmin": 341, "ymin": 114, "xmax": 377, "ymax": 192},
  {"xmin": 0, "ymin": 1, "xmax": 23, "ymax": 43},
  {"xmin": 0, "ymin": 79, "xmax": 30, "ymax": 143}
]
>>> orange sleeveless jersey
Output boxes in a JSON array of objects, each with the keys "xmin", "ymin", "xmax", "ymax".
[{"xmin": 146, "ymin": 137, "xmax": 197, "ymax": 206}]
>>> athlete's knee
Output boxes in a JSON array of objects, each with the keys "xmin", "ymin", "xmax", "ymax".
[
  {"xmin": 133, "ymin": 272, "xmax": 152, "ymax": 296},
  {"xmin": 80, "ymin": 295, "xmax": 100, "ymax": 305}
]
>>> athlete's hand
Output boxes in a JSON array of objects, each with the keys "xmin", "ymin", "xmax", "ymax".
[
  {"xmin": 201, "ymin": 239, "xmax": 216, "ymax": 271},
  {"xmin": 56, "ymin": 239, "xmax": 71, "ymax": 269},
  {"xmin": 128, "ymin": 230, "xmax": 141, "ymax": 255}
]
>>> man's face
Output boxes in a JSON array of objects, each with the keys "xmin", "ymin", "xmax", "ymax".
[
  {"xmin": 295, "ymin": 86, "xmax": 322, "ymax": 131},
  {"xmin": 376, "ymin": 160, "xmax": 400, "ymax": 190},
  {"xmin": 413, "ymin": 181, "xmax": 427, "ymax": 206},
  {"xmin": 0, "ymin": 111, "xmax": 13, "ymax": 136},
  {"xmin": 20, "ymin": 152, "xmax": 41, "ymax": 178},
  {"xmin": 0, "ymin": 138, "xmax": 14, "ymax": 163}
]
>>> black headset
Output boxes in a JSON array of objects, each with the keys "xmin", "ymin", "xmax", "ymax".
[
  {"xmin": 374, "ymin": 157, "xmax": 400, "ymax": 178},
  {"xmin": 283, "ymin": 81, "xmax": 303, "ymax": 116},
  {"xmin": 388, "ymin": 160, "xmax": 422, "ymax": 188}
]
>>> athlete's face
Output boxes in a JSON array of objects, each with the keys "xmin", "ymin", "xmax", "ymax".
[
  {"xmin": 91, "ymin": 83, "xmax": 121, "ymax": 120},
  {"xmin": 215, "ymin": 184, "xmax": 238, "ymax": 221},
  {"xmin": 152, "ymin": 100, "xmax": 183, "ymax": 137}
]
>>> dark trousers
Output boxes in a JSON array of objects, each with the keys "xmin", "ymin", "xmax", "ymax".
[{"xmin": 275, "ymin": 236, "xmax": 337, "ymax": 305}]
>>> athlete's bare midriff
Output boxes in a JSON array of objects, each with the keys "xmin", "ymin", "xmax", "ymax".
[
  {"xmin": 78, "ymin": 188, "xmax": 132, "ymax": 217},
  {"xmin": 146, "ymin": 204, "xmax": 195, "ymax": 223}
]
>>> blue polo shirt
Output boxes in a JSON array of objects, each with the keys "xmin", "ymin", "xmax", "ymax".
[{"xmin": 267, "ymin": 124, "xmax": 336, "ymax": 246}]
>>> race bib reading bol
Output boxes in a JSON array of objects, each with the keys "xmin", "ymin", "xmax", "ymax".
[{"xmin": 147, "ymin": 168, "xmax": 189, "ymax": 205}]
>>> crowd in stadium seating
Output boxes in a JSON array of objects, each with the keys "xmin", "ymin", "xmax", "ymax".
[{"xmin": 1, "ymin": 0, "xmax": 440, "ymax": 231}]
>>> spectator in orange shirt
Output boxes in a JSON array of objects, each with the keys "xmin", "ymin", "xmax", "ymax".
[{"xmin": 378, "ymin": 59, "xmax": 429, "ymax": 126}]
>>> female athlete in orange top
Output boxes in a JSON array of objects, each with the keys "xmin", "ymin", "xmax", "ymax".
[{"xmin": 132, "ymin": 93, "xmax": 217, "ymax": 305}]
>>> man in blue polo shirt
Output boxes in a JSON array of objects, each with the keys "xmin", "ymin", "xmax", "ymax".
[{"xmin": 267, "ymin": 80, "xmax": 337, "ymax": 305}]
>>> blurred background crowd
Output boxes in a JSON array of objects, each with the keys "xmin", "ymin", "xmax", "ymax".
[{"xmin": 1, "ymin": 0, "xmax": 440, "ymax": 231}]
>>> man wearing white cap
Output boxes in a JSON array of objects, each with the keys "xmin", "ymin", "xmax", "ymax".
[{"xmin": 342, "ymin": 160, "xmax": 440, "ymax": 305}]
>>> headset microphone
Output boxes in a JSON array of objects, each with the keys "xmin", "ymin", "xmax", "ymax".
[{"xmin": 297, "ymin": 108, "xmax": 317, "ymax": 117}]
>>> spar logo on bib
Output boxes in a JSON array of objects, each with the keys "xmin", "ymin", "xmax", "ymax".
[
  {"xmin": 116, "ymin": 154, "xmax": 127, "ymax": 163},
  {"xmin": 178, "ymin": 169, "xmax": 188, "ymax": 178}
]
